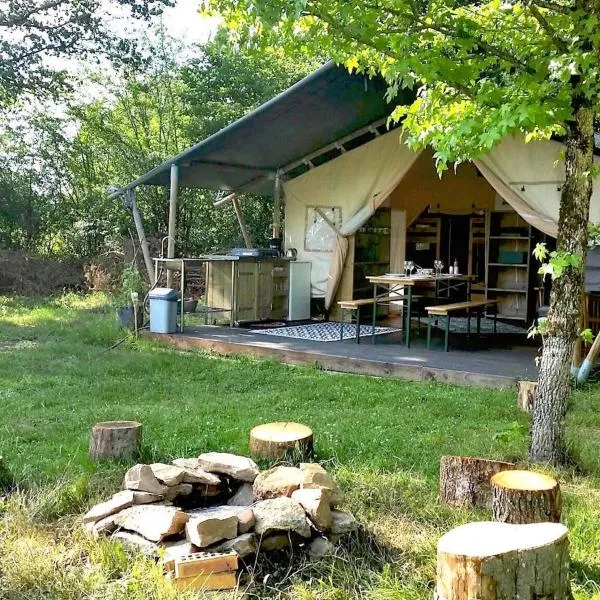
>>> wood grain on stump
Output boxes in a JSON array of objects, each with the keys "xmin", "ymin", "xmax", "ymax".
[
  {"xmin": 435, "ymin": 521, "xmax": 570, "ymax": 600},
  {"xmin": 439, "ymin": 456, "xmax": 516, "ymax": 509},
  {"xmin": 90, "ymin": 421, "xmax": 142, "ymax": 461},
  {"xmin": 517, "ymin": 380, "xmax": 537, "ymax": 412},
  {"xmin": 491, "ymin": 470, "xmax": 561, "ymax": 524},
  {"xmin": 249, "ymin": 422, "xmax": 313, "ymax": 460}
]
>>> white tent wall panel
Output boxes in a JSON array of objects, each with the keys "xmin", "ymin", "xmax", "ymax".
[
  {"xmin": 283, "ymin": 130, "xmax": 421, "ymax": 299},
  {"xmin": 283, "ymin": 129, "xmax": 600, "ymax": 303}
]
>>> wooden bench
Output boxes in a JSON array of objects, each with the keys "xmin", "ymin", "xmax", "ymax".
[
  {"xmin": 338, "ymin": 294, "xmax": 423, "ymax": 344},
  {"xmin": 425, "ymin": 300, "xmax": 498, "ymax": 351}
]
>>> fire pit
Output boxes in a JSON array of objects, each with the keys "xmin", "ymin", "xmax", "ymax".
[{"xmin": 83, "ymin": 452, "xmax": 357, "ymax": 592}]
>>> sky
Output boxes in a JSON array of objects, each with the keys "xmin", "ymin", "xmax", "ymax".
[{"xmin": 159, "ymin": 0, "xmax": 220, "ymax": 45}]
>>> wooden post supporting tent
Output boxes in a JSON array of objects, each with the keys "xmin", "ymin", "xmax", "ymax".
[
  {"xmin": 231, "ymin": 195, "xmax": 253, "ymax": 248},
  {"xmin": 272, "ymin": 171, "xmax": 282, "ymax": 240},
  {"xmin": 167, "ymin": 163, "xmax": 179, "ymax": 287},
  {"xmin": 125, "ymin": 190, "xmax": 155, "ymax": 286}
]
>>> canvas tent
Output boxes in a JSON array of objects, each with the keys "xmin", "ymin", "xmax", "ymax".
[
  {"xmin": 285, "ymin": 129, "xmax": 600, "ymax": 305},
  {"xmin": 111, "ymin": 61, "xmax": 600, "ymax": 305}
]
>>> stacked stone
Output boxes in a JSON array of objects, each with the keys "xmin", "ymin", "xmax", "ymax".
[{"xmin": 82, "ymin": 453, "xmax": 357, "ymax": 592}]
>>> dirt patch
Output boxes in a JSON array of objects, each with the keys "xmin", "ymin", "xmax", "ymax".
[{"xmin": 0, "ymin": 251, "xmax": 85, "ymax": 295}]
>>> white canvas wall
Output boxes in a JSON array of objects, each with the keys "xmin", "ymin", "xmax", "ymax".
[{"xmin": 283, "ymin": 130, "xmax": 600, "ymax": 301}]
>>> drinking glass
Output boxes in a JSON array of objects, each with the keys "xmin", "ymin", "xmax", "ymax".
[{"xmin": 407, "ymin": 261, "xmax": 415, "ymax": 277}]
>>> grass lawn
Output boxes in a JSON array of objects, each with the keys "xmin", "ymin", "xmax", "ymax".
[{"xmin": 1, "ymin": 293, "xmax": 599, "ymax": 599}]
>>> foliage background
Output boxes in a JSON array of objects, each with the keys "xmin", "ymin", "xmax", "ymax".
[{"xmin": 0, "ymin": 30, "xmax": 315, "ymax": 263}]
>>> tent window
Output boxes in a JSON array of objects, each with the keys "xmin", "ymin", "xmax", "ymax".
[{"xmin": 304, "ymin": 206, "xmax": 342, "ymax": 252}]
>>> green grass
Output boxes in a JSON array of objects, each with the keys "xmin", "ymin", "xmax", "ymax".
[{"xmin": 0, "ymin": 293, "xmax": 599, "ymax": 599}]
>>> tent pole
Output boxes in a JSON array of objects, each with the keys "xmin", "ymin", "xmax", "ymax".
[
  {"xmin": 273, "ymin": 171, "xmax": 282, "ymax": 239},
  {"xmin": 232, "ymin": 195, "xmax": 253, "ymax": 248},
  {"xmin": 167, "ymin": 163, "xmax": 179, "ymax": 287},
  {"xmin": 126, "ymin": 189, "xmax": 155, "ymax": 286}
]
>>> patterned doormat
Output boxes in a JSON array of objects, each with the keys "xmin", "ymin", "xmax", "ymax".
[
  {"xmin": 429, "ymin": 316, "xmax": 527, "ymax": 335},
  {"xmin": 252, "ymin": 321, "xmax": 399, "ymax": 342}
]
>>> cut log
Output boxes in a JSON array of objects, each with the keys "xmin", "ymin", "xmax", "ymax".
[
  {"xmin": 439, "ymin": 456, "xmax": 516, "ymax": 509},
  {"xmin": 491, "ymin": 469, "xmax": 561, "ymax": 524},
  {"xmin": 249, "ymin": 422, "xmax": 313, "ymax": 460},
  {"xmin": 89, "ymin": 421, "xmax": 142, "ymax": 462},
  {"xmin": 435, "ymin": 521, "xmax": 570, "ymax": 600},
  {"xmin": 517, "ymin": 380, "xmax": 537, "ymax": 412}
]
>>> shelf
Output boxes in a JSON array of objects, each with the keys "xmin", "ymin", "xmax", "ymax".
[
  {"xmin": 354, "ymin": 260, "xmax": 390, "ymax": 266},
  {"xmin": 493, "ymin": 314, "xmax": 527, "ymax": 321},
  {"xmin": 488, "ymin": 263, "xmax": 529, "ymax": 268},
  {"xmin": 489, "ymin": 235, "xmax": 530, "ymax": 240},
  {"xmin": 487, "ymin": 287, "xmax": 528, "ymax": 294}
]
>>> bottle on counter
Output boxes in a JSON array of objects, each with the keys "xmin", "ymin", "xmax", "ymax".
[{"xmin": 453, "ymin": 258, "xmax": 459, "ymax": 274}]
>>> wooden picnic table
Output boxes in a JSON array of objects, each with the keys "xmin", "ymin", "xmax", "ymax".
[{"xmin": 366, "ymin": 273, "xmax": 474, "ymax": 347}]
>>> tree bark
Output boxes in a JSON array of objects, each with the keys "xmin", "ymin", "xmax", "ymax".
[
  {"xmin": 531, "ymin": 102, "xmax": 595, "ymax": 464},
  {"xmin": 249, "ymin": 422, "xmax": 313, "ymax": 460},
  {"xmin": 491, "ymin": 470, "xmax": 561, "ymax": 524},
  {"xmin": 517, "ymin": 381, "xmax": 537, "ymax": 413},
  {"xmin": 439, "ymin": 456, "xmax": 515, "ymax": 509},
  {"xmin": 89, "ymin": 421, "xmax": 142, "ymax": 461},
  {"xmin": 435, "ymin": 521, "xmax": 570, "ymax": 600}
]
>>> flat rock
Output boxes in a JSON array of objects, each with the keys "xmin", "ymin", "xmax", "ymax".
[
  {"xmin": 238, "ymin": 508, "xmax": 255, "ymax": 534},
  {"xmin": 212, "ymin": 533, "xmax": 257, "ymax": 558},
  {"xmin": 259, "ymin": 534, "xmax": 289, "ymax": 551},
  {"xmin": 308, "ymin": 536, "xmax": 335, "ymax": 558},
  {"xmin": 150, "ymin": 463, "xmax": 186, "ymax": 486},
  {"xmin": 253, "ymin": 497, "xmax": 311, "ymax": 538},
  {"xmin": 171, "ymin": 458, "xmax": 221, "ymax": 485},
  {"xmin": 186, "ymin": 505, "xmax": 254, "ymax": 535},
  {"xmin": 114, "ymin": 505, "xmax": 189, "ymax": 542},
  {"xmin": 330, "ymin": 511, "xmax": 357, "ymax": 535},
  {"xmin": 253, "ymin": 466, "xmax": 303, "ymax": 500},
  {"xmin": 161, "ymin": 538, "xmax": 194, "ymax": 571},
  {"xmin": 300, "ymin": 463, "xmax": 343, "ymax": 506},
  {"xmin": 124, "ymin": 464, "xmax": 169, "ymax": 496},
  {"xmin": 227, "ymin": 483, "xmax": 254, "ymax": 506},
  {"xmin": 185, "ymin": 510, "xmax": 239, "ymax": 548},
  {"xmin": 163, "ymin": 483, "xmax": 193, "ymax": 502},
  {"xmin": 291, "ymin": 488, "xmax": 332, "ymax": 531},
  {"xmin": 197, "ymin": 452, "xmax": 259, "ymax": 483},
  {"xmin": 82, "ymin": 490, "xmax": 162, "ymax": 525},
  {"xmin": 85, "ymin": 513, "xmax": 120, "ymax": 538},
  {"xmin": 111, "ymin": 531, "xmax": 158, "ymax": 555}
]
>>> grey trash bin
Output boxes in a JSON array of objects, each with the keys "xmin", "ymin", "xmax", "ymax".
[{"xmin": 149, "ymin": 288, "xmax": 179, "ymax": 333}]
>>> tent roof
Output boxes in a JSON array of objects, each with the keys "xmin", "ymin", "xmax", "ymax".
[
  {"xmin": 113, "ymin": 62, "xmax": 401, "ymax": 197},
  {"xmin": 113, "ymin": 60, "xmax": 600, "ymax": 199}
]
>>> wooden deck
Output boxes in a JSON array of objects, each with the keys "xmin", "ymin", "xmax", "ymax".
[{"xmin": 149, "ymin": 323, "xmax": 538, "ymax": 389}]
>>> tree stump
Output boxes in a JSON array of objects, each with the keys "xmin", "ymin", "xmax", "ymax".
[
  {"xmin": 435, "ymin": 521, "xmax": 570, "ymax": 600},
  {"xmin": 439, "ymin": 456, "xmax": 516, "ymax": 509},
  {"xmin": 491, "ymin": 470, "xmax": 561, "ymax": 524},
  {"xmin": 249, "ymin": 422, "xmax": 313, "ymax": 460},
  {"xmin": 90, "ymin": 421, "xmax": 142, "ymax": 461},
  {"xmin": 517, "ymin": 380, "xmax": 537, "ymax": 412}
]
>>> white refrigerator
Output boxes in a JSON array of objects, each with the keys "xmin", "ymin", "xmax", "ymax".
[{"xmin": 288, "ymin": 261, "xmax": 311, "ymax": 321}]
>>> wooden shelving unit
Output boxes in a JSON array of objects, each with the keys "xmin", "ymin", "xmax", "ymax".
[
  {"xmin": 469, "ymin": 215, "xmax": 486, "ymax": 298},
  {"xmin": 406, "ymin": 215, "xmax": 441, "ymax": 266},
  {"xmin": 353, "ymin": 208, "xmax": 391, "ymax": 301},
  {"xmin": 485, "ymin": 211, "xmax": 534, "ymax": 323},
  {"xmin": 330, "ymin": 207, "xmax": 391, "ymax": 319}
]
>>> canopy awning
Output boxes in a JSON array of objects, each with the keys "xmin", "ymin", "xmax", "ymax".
[{"xmin": 112, "ymin": 62, "xmax": 405, "ymax": 197}]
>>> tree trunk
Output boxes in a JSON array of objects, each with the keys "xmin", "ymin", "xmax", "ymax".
[
  {"xmin": 491, "ymin": 470, "xmax": 561, "ymax": 524},
  {"xmin": 249, "ymin": 422, "xmax": 313, "ymax": 460},
  {"xmin": 90, "ymin": 421, "xmax": 142, "ymax": 461},
  {"xmin": 439, "ymin": 456, "xmax": 515, "ymax": 509},
  {"xmin": 531, "ymin": 103, "xmax": 595, "ymax": 464},
  {"xmin": 517, "ymin": 381, "xmax": 537, "ymax": 413},
  {"xmin": 435, "ymin": 521, "xmax": 570, "ymax": 600}
]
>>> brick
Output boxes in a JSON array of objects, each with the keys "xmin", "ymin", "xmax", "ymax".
[
  {"xmin": 174, "ymin": 551, "xmax": 238, "ymax": 579},
  {"xmin": 173, "ymin": 570, "xmax": 238, "ymax": 591}
]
